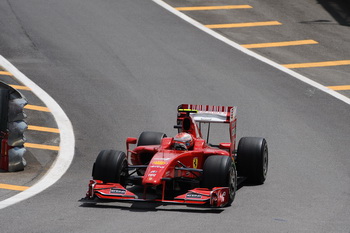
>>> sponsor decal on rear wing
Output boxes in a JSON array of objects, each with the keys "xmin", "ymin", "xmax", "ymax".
[{"xmin": 178, "ymin": 104, "xmax": 236, "ymax": 123}]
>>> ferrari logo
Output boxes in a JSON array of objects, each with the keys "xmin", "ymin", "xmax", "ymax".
[{"xmin": 193, "ymin": 157, "xmax": 198, "ymax": 169}]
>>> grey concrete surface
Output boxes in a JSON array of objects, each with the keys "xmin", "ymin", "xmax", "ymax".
[{"xmin": 0, "ymin": 0, "xmax": 349, "ymax": 232}]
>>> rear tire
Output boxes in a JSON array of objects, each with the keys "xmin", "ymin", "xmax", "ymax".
[
  {"xmin": 92, "ymin": 150, "xmax": 128, "ymax": 185},
  {"xmin": 236, "ymin": 137, "xmax": 268, "ymax": 184},
  {"xmin": 137, "ymin": 131, "xmax": 167, "ymax": 146},
  {"xmin": 136, "ymin": 131, "xmax": 166, "ymax": 175},
  {"xmin": 201, "ymin": 155, "xmax": 237, "ymax": 206}
]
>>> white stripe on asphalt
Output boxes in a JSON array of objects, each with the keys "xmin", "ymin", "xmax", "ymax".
[
  {"xmin": 153, "ymin": 0, "xmax": 350, "ymax": 106},
  {"xmin": 0, "ymin": 55, "xmax": 75, "ymax": 209}
]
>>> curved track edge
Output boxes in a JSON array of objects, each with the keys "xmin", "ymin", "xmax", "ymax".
[{"xmin": 0, "ymin": 55, "xmax": 75, "ymax": 209}]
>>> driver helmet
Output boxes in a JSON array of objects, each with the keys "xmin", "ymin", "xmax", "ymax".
[{"xmin": 173, "ymin": 132, "xmax": 194, "ymax": 150}]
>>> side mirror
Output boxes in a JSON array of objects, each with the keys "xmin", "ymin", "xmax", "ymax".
[
  {"xmin": 219, "ymin": 143, "xmax": 231, "ymax": 150},
  {"xmin": 126, "ymin": 137, "xmax": 137, "ymax": 145}
]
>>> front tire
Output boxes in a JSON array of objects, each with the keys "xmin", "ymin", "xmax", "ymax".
[
  {"xmin": 92, "ymin": 150, "xmax": 128, "ymax": 185},
  {"xmin": 201, "ymin": 155, "xmax": 237, "ymax": 206}
]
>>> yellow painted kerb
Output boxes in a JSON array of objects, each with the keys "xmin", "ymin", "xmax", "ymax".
[
  {"xmin": 327, "ymin": 85, "xmax": 350, "ymax": 91},
  {"xmin": 206, "ymin": 21, "xmax": 282, "ymax": 29},
  {"xmin": 242, "ymin": 40, "xmax": 318, "ymax": 49},
  {"xmin": 0, "ymin": 183, "xmax": 29, "ymax": 191},
  {"xmin": 175, "ymin": 5, "xmax": 252, "ymax": 11},
  {"xmin": 25, "ymin": 143, "xmax": 60, "ymax": 151},
  {"xmin": 28, "ymin": 125, "xmax": 60, "ymax": 133},
  {"xmin": 24, "ymin": 105, "xmax": 50, "ymax": 112},
  {"xmin": 0, "ymin": 71, "xmax": 13, "ymax": 76},
  {"xmin": 283, "ymin": 60, "xmax": 350, "ymax": 68},
  {"xmin": 9, "ymin": 85, "xmax": 31, "ymax": 91}
]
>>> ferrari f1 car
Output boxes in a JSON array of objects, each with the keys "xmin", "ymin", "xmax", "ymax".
[{"xmin": 81, "ymin": 104, "xmax": 268, "ymax": 208}]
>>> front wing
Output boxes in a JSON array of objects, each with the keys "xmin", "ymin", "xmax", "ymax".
[{"xmin": 80, "ymin": 180, "xmax": 230, "ymax": 208}]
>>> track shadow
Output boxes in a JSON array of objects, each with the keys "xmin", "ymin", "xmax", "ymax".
[
  {"xmin": 79, "ymin": 202, "xmax": 224, "ymax": 214},
  {"xmin": 317, "ymin": 0, "xmax": 350, "ymax": 26}
]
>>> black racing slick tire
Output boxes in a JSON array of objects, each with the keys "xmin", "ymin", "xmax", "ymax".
[
  {"xmin": 202, "ymin": 155, "xmax": 237, "ymax": 206},
  {"xmin": 137, "ymin": 131, "xmax": 167, "ymax": 146},
  {"xmin": 136, "ymin": 131, "xmax": 166, "ymax": 175},
  {"xmin": 236, "ymin": 137, "xmax": 268, "ymax": 185},
  {"xmin": 92, "ymin": 150, "xmax": 128, "ymax": 185}
]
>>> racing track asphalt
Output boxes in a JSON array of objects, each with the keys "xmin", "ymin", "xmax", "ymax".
[{"xmin": 0, "ymin": 0, "xmax": 349, "ymax": 232}]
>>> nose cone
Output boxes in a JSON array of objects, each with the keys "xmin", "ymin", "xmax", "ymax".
[
  {"xmin": 142, "ymin": 159, "xmax": 170, "ymax": 186},
  {"xmin": 142, "ymin": 150, "xmax": 182, "ymax": 186},
  {"xmin": 142, "ymin": 166, "xmax": 166, "ymax": 186}
]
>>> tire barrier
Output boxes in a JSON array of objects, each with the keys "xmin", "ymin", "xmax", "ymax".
[{"xmin": 0, "ymin": 82, "xmax": 27, "ymax": 172}]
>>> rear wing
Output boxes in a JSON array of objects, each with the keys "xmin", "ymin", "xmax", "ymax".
[
  {"xmin": 178, "ymin": 104, "xmax": 237, "ymax": 154},
  {"xmin": 178, "ymin": 104, "xmax": 236, "ymax": 123}
]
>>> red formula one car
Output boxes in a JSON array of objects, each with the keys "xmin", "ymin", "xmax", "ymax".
[{"xmin": 81, "ymin": 104, "xmax": 268, "ymax": 208}]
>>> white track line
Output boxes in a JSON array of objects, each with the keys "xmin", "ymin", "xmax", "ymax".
[
  {"xmin": 153, "ymin": 0, "xmax": 350, "ymax": 106},
  {"xmin": 0, "ymin": 55, "xmax": 75, "ymax": 209}
]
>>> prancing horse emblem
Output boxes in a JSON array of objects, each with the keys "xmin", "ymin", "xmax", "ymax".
[{"xmin": 193, "ymin": 157, "xmax": 198, "ymax": 169}]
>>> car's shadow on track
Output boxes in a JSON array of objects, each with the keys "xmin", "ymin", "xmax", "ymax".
[{"xmin": 79, "ymin": 202, "xmax": 224, "ymax": 213}]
